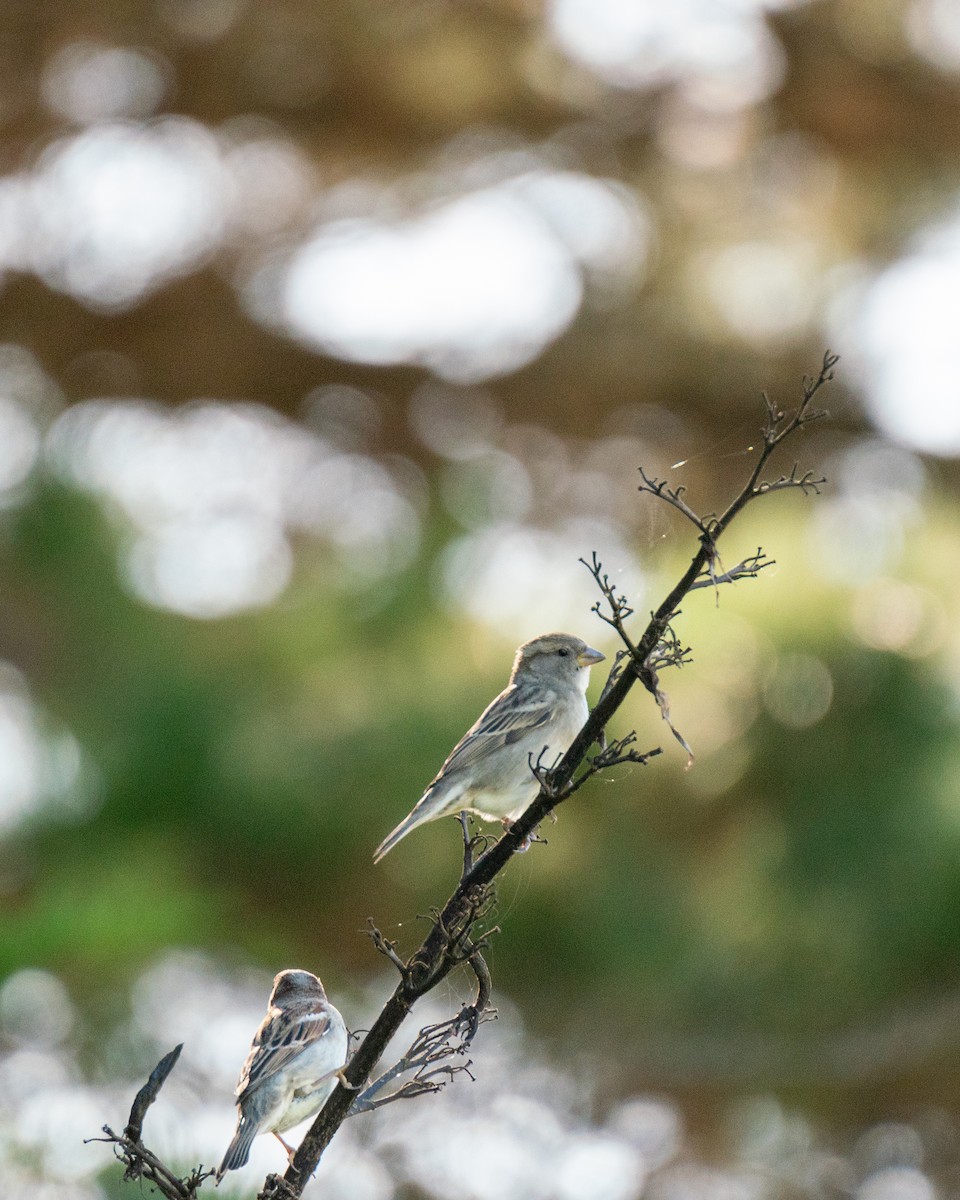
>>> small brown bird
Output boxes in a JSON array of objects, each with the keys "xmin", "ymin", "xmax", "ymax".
[
  {"xmin": 218, "ymin": 969, "xmax": 349, "ymax": 1177},
  {"xmin": 374, "ymin": 632, "xmax": 604, "ymax": 862}
]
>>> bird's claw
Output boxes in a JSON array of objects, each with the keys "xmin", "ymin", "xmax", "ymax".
[
  {"xmin": 501, "ymin": 817, "xmax": 547, "ymax": 852},
  {"xmin": 272, "ymin": 1132, "xmax": 297, "ymax": 1163}
]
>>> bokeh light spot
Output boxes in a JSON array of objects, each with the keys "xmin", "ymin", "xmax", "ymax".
[
  {"xmin": 846, "ymin": 211, "xmax": 960, "ymax": 456},
  {"xmin": 859, "ymin": 1167, "xmax": 935, "ymax": 1200},
  {"xmin": 907, "ymin": 0, "xmax": 960, "ymax": 72},
  {"xmin": 275, "ymin": 186, "xmax": 582, "ymax": 382},
  {"xmin": 440, "ymin": 452, "xmax": 533, "ymax": 529},
  {"xmin": 548, "ymin": 0, "xmax": 788, "ymax": 108},
  {"xmin": 125, "ymin": 511, "xmax": 294, "ymax": 619},
  {"xmin": 46, "ymin": 397, "xmax": 421, "ymax": 617},
  {"xmin": 4, "ymin": 119, "xmax": 226, "ymax": 309},
  {"xmin": 700, "ymin": 240, "xmax": 818, "ymax": 345},
  {"xmin": 409, "ymin": 384, "xmax": 503, "ymax": 460},
  {"xmin": 442, "ymin": 518, "xmax": 644, "ymax": 641},
  {"xmin": 0, "ymin": 971, "xmax": 75, "ymax": 1048},
  {"xmin": 851, "ymin": 579, "xmax": 947, "ymax": 658},
  {"xmin": 157, "ymin": 0, "xmax": 248, "ymax": 43},
  {"xmin": 763, "ymin": 653, "xmax": 833, "ymax": 729},
  {"xmin": 0, "ymin": 394, "xmax": 40, "ymax": 494},
  {"xmin": 41, "ymin": 41, "xmax": 170, "ymax": 124}
]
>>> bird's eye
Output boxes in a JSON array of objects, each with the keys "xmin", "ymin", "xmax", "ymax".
[{"xmin": 557, "ymin": 648, "xmax": 569, "ymax": 657}]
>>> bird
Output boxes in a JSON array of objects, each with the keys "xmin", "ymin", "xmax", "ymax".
[
  {"xmin": 218, "ymin": 969, "xmax": 349, "ymax": 1177},
  {"xmin": 374, "ymin": 632, "xmax": 605, "ymax": 862}
]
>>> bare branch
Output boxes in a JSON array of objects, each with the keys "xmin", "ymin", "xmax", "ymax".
[
  {"xmin": 688, "ymin": 548, "xmax": 774, "ymax": 592},
  {"xmin": 529, "ymin": 744, "xmax": 564, "ymax": 799},
  {"xmin": 637, "ymin": 468, "xmax": 709, "ymax": 533},
  {"xmin": 460, "ymin": 948, "xmax": 494, "ymax": 1041},
  {"xmin": 88, "ymin": 1046, "xmax": 212, "ymax": 1200},
  {"xmin": 453, "ymin": 813, "xmax": 497, "ymax": 880},
  {"xmin": 754, "ymin": 466, "xmax": 826, "ymax": 497},
  {"xmin": 596, "ymin": 650, "xmax": 629, "ymax": 707},
  {"xmin": 350, "ymin": 949, "xmax": 495, "ymax": 1115},
  {"xmin": 348, "ymin": 1003, "xmax": 493, "ymax": 1114},
  {"xmin": 580, "ymin": 552, "xmax": 637, "ymax": 655},
  {"xmin": 125, "ymin": 1043, "xmax": 182, "ymax": 1143},
  {"xmin": 253, "ymin": 355, "xmax": 837, "ymax": 1198},
  {"xmin": 566, "ymin": 733, "xmax": 663, "ymax": 797},
  {"xmin": 646, "ymin": 663, "xmax": 695, "ymax": 766},
  {"xmin": 710, "ymin": 350, "xmax": 836, "ymax": 536},
  {"xmin": 409, "ymin": 886, "xmax": 498, "ymax": 993},
  {"xmin": 365, "ymin": 918, "xmax": 409, "ymax": 978},
  {"xmin": 761, "ymin": 351, "xmax": 836, "ymax": 447},
  {"xmin": 645, "ymin": 622, "xmax": 692, "ymax": 673}
]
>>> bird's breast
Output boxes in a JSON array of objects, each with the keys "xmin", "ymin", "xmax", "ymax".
[{"xmin": 274, "ymin": 1079, "xmax": 338, "ymax": 1133}]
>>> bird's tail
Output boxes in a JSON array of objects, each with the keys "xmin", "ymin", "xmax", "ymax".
[
  {"xmin": 373, "ymin": 811, "xmax": 422, "ymax": 863},
  {"xmin": 218, "ymin": 1117, "xmax": 258, "ymax": 1177},
  {"xmin": 372, "ymin": 796, "xmax": 451, "ymax": 864},
  {"xmin": 374, "ymin": 780, "xmax": 466, "ymax": 862}
]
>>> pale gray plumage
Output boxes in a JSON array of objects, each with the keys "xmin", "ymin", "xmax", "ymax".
[
  {"xmin": 374, "ymin": 632, "xmax": 604, "ymax": 862},
  {"xmin": 218, "ymin": 969, "xmax": 349, "ymax": 1177}
]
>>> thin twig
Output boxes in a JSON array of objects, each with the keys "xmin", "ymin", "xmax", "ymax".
[
  {"xmin": 365, "ymin": 919, "xmax": 409, "ymax": 978},
  {"xmin": 349, "ymin": 949, "xmax": 495, "ymax": 1115},
  {"xmin": 566, "ymin": 734, "xmax": 663, "ymax": 798},
  {"xmin": 637, "ymin": 469, "xmax": 709, "ymax": 533},
  {"xmin": 688, "ymin": 548, "xmax": 774, "ymax": 592},
  {"xmin": 88, "ymin": 1046, "xmax": 212, "ymax": 1200},
  {"xmin": 125, "ymin": 1043, "xmax": 183, "ymax": 1143},
  {"xmin": 579, "ymin": 551, "xmax": 638, "ymax": 656}
]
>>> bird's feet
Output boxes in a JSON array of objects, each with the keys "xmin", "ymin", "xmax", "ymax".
[
  {"xmin": 272, "ymin": 1132, "xmax": 297, "ymax": 1164},
  {"xmin": 501, "ymin": 817, "xmax": 547, "ymax": 852}
]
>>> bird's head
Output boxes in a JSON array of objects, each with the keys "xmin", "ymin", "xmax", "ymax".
[
  {"xmin": 270, "ymin": 969, "xmax": 327, "ymax": 1007},
  {"xmin": 511, "ymin": 633, "xmax": 605, "ymax": 690}
]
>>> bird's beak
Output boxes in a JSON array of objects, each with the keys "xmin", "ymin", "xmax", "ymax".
[{"xmin": 577, "ymin": 646, "xmax": 605, "ymax": 668}]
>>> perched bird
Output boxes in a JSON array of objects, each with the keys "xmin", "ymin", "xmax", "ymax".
[
  {"xmin": 218, "ymin": 969, "xmax": 349, "ymax": 1177},
  {"xmin": 374, "ymin": 632, "xmax": 604, "ymax": 862}
]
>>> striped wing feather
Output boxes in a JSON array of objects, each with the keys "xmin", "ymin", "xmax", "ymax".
[
  {"xmin": 435, "ymin": 683, "xmax": 556, "ymax": 779},
  {"xmin": 237, "ymin": 1007, "xmax": 331, "ymax": 1098}
]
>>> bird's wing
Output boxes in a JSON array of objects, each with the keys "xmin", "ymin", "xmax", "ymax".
[
  {"xmin": 236, "ymin": 1007, "xmax": 332, "ymax": 1098},
  {"xmin": 435, "ymin": 683, "xmax": 557, "ymax": 779}
]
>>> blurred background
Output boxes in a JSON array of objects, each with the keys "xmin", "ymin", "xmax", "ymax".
[{"xmin": 2, "ymin": 0, "xmax": 960, "ymax": 1197}]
